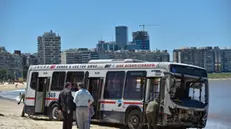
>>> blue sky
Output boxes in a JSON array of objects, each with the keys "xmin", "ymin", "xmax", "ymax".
[{"xmin": 0, "ymin": 0, "xmax": 230, "ymax": 55}]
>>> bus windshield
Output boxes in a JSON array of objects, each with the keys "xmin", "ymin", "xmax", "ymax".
[{"xmin": 170, "ymin": 75, "xmax": 208, "ymax": 108}]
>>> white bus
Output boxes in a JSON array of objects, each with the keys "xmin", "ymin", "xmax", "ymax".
[{"xmin": 24, "ymin": 59, "xmax": 209, "ymax": 129}]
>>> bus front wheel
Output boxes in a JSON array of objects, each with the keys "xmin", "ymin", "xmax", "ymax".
[
  {"xmin": 49, "ymin": 103, "xmax": 61, "ymax": 121},
  {"xmin": 126, "ymin": 110, "xmax": 142, "ymax": 129}
]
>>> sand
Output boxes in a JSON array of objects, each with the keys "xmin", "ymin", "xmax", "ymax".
[
  {"xmin": 0, "ymin": 83, "xmax": 121, "ymax": 129},
  {"xmin": 0, "ymin": 83, "xmax": 26, "ymax": 91},
  {"xmin": 0, "ymin": 99, "xmax": 121, "ymax": 129}
]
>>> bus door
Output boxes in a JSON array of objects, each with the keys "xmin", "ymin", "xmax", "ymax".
[
  {"xmin": 144, "ymin": 70, "xmax": 166, "ymax": 123},
  {"xmin": 88, "ymin": 77, "xmax": 104, "ymax": 119},
  {"xmin": 87, "ymin": 71, "xmax": 105, "ymax": 120},
  {"xmin": 34, "ymin": 72, "xmax": 50, "ymax": 114}
]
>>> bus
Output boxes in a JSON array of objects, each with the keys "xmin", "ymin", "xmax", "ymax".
[{"xmin": 24, "ymin": 59, "xmax": 209, "ymax": 129}]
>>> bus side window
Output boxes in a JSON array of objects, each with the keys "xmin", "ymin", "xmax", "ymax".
[
  {"xmin": 30, "ymin": 72, "xmax": 38, "ymax": 90},
  {"xmin": 66, "ymin": 72, "xmax": 84, "ymax": 92},
  {"xmin": 103, "ymin": 71, "xmax": 125, "ymax": 99},
  {"xmin": 51, "ymin": 72, "xmax": 66, "ymax": 91},
  {"xmin": 123, "ymin": 71, "xmax": 146, "ymax": 100},
  {"xmin": 149, "ymin": 78, "xmax": 160, "ymax": 101}
]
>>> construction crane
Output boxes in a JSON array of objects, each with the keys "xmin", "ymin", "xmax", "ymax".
[{"xmin": 139, "ymin": 24, "xmax": 159, "ymax": 31}]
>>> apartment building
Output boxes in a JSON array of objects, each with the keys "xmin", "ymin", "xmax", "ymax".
[
  {"xmin": 37, "ymin": 30, "xmax": 61, "ymax": 64},
  {"xmin": 62, "ymin": 48, "xmax": 170, "ymax": 64},
  {"xmin": 0, "ymin": 47, "xmax": 14, "ymax": 70},
  {"xmin": 173, "ymin": 46, "xmax": 231, "ymax": 72},
  {"xmin": 61, "ymin": 48, "xmax": 99, "ymax": 64},
  {"xmin": 222, "ymin": 49, "xmax": 231, "ymax": 72}
]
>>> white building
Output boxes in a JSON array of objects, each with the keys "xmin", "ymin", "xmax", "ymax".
[{"xmin": 61, "ymin": 48, "xmax": 99, "ymax": 64}]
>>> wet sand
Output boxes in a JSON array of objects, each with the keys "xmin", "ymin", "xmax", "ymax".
[{"xmin": 0, "ymin": 98, "xmax": 120, "ymax": 129}]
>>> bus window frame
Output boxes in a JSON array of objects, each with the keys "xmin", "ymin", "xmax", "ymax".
[
  {"xmin": 30, "ymin": 72, "xmax": 39, "ymax": 90},
  {"xmin": 103, "ymin": 71, "xmax": 125, "ymax": 100},
  {"xmin": 51, "ymin": 71, "xmax": 66, "ymax": 91},
  {"xmin": 66, "ymin": 71, "xmax": 85, "ymax": 91},
  {"xmin": 123, "ymin": 71, "xmax": 147, "ymax": 100}
]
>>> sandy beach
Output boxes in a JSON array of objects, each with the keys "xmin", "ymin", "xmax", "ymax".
[
  {"xmin": 0, "ymin": 98, "xmax": 120, "ymax": 129},
  {"xmin": 0, "ymin": 83, "xmax": 26, "ymax": 91},
  {"xmin": 0, "ymin": 83, "xmax": 120, "ymax": 129}
]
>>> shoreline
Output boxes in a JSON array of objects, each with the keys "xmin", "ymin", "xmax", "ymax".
[{"xmin": 208, "ymin": 78, "xmax": 231, "ymax": 81}]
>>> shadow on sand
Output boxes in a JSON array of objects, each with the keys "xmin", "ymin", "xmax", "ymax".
[{"xmin": 27, "ymin": 115, "xmax": 127, "ymax": 129}]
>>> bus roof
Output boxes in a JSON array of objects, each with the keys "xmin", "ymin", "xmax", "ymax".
[{"xmin": 29, "ymin": 59, "xmax": 206, "ymax": 71}]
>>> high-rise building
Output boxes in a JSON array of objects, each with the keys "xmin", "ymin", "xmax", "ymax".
[
  {"xmin": 37, "ymin": 30, "xmax": 61, "ymax": 64},
  {"xmin": 115, "ymin": 26, "xmax": 128, "ymax": 49},
  {"xmin": 131, "ymin": 31, "xmax": 150, "ymax": 50}
]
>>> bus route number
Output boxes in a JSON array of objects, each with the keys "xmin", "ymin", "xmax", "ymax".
[{"xmin": 48, "ymin": 93, "xmax": 56, "ymax": 98}]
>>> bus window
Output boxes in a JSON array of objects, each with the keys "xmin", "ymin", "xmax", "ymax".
[
  {"xmin": 148, "ymin": 78, "xmax": 160, "ymax": 101},
  {"xmin": 66, "ymin": 72, "xmax": 84, "ymax": 91},
  {"xmin": 123, "ymin": 71, "xmax": 146, "ymax": 100},
  {"xmin": 51, "ymin": 72, "xmax": 66, "ymax": 91},
  {"xmin": 103, "ymin": 71, "xmax": 125, "ymax": 99},
  {"xmin": 30, "ymin": 72, "xmax": 38, "ymax": 90}
]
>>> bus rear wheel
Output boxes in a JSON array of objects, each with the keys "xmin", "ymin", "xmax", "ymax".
[
  {"xmin": 126, "ymin": 110, "xmax": 142, "ymax": 129},
  {"xmin": 49, "ymin": 103, "xmax": 61, "ymax": 121}
]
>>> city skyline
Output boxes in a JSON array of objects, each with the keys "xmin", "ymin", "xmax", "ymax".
[{"xmin": 0, "ymin": 0, "xmax": 230, "ymax": 54}]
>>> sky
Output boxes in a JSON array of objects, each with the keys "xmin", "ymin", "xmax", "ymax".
[{"xmin": 0, "ymin": 0, "xmax": 230, "ymax": 56}]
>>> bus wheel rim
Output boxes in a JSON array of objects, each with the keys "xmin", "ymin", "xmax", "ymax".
[
  {"xmin": 131, "ymin": 115, "xmax": 139, "ymax": 126},
  {"xmin": 52, "ymin": 107, "xmax": 58, "ymax": 119}
]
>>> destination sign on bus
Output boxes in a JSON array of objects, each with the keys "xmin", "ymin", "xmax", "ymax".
[
  {"xmin": 170, "ymin": 64, "xmax": 207, "ymax": 77},
  {"xmin": 116, "ymin": 64, "xmax": 155, "ymax": 68}
]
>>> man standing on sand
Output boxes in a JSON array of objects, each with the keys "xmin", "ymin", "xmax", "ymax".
[
  {"xmin": 146, "ymin": 98, "xmax": 159, "ymax": 129},
  {"xmin": 57, "ymin": 82, "xmax": 76, "ymax": 129},
  {"xmin": 74, "ymin": 83, "xmax": 94, "ymax": 129},
  {"xmin": 18, "ymin": 92, "xmax": 25, "ymax": 117}
]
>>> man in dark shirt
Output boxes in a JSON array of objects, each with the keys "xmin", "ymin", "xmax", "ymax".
[
  {"xmin": 58, "ymin": 82, "xmax": 75, "ymax": 129},
  {"xmin": 146, "ymin": 98, "xmax": 159, "ymax": 129}
]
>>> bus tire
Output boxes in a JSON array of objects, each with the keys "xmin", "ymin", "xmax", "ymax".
[
  {"xmin": 126, "ymin": 110, "xmax": 142, "ymax": 129},
  {"xmin": 49, "ymin": 103, "xmax": 61, "ymax": 121}
]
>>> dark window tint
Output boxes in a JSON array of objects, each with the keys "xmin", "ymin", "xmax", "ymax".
[
  {"xmin": 84, "ymin": 71, "xmax": 89, "ymax": 89},
  {"xmin": 30, "ymin": 72, "xmax": 38, "ymax": 90},
  {"xmin": 124, "ymin": 71, "xmax": 146, "ymax": 100},
  {"xmin": 103, "ymin": 71, "xmax": 125, "ymax": 99},
  {"xmin": 51, "ymin": 72, "xmax": 66, "ymax": 91},
  {"xmin": 66, "ymin": 72, "xmax": 84, "ymax": 91}
]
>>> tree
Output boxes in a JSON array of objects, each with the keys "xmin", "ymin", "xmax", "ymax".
[
  {"xmin": 23, "ymin": 66, "xmax": 29, "ymax": 79},
  {"xmin": 0, "ymin": 68, "xmax": 7, "ymax": 81}
]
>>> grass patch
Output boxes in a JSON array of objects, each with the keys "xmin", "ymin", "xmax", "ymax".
[{"xmin": 208, "ymin": 72, "xmax": 231, "ymax": 78}]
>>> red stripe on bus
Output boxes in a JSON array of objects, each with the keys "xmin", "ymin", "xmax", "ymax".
[
  {"xmin": 100, "ymin": 100, "xmax": 116, "ymax": 104},
  {"xmin": 46, "ymin": 98, "xmax": 58, "ymax": 100},
  {"xmin": 26, "ymin": 97, "xmax": 35, "ymax": 100},
  {"xmin": 25, "ymin": 97, "xmax": 58, "ymax": 100},
  {"xmin": 124, "ymin": 102, "xmax": 142, "ymax": 105}
]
